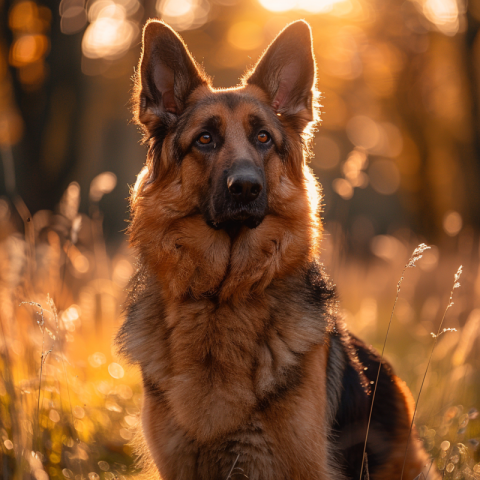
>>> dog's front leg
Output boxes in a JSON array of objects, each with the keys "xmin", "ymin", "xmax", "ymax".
[{"xmin": 141, "ymin": 391, "xmax": 201, "ymax": 480}]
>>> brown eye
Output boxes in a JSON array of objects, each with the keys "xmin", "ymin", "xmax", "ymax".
[
  {"xmin": 198, "ymin": 133, "xmax": 212, "ymax": 145},
  {"xmin": 257, "ymin": 131, "xmax": 270, "ymax": 143}
]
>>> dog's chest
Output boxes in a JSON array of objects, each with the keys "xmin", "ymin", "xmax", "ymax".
[
  {"xmin": 155, "ymin": 295, "xmax": 326, "ymax": 441},
  {"xmin": 121, "ymin": 271, "xmax": 335, "ymax": 479},
  {"xmin": 150, "ymin": 341, "xmax": 333, "ymax": 480}
]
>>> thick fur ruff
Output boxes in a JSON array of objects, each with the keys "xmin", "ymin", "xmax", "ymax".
[{"xmin": 116, "ymin": 19, "xmax": 439, "ymax": 480}]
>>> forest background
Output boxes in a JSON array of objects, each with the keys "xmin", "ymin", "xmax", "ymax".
[{"xmin": 0, "ymin": 0, "xmax": 480, "ymax": 478}]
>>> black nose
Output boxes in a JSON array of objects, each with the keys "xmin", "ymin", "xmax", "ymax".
[{"xmin": 227, "ymin": 173, "xmax": 263, "ymax": 204}]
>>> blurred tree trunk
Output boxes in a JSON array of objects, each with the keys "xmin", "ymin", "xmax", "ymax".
[
  {"xmin": 463, "ymin": 6, "xmax": 480, "ymax": 225},
  {"xmin": 393, "ymin": 2, "xmax": 480, "ymax": 237},
  {"xmin": 1, "ymin": 0, "xmax": 87, "ymax": 213}
]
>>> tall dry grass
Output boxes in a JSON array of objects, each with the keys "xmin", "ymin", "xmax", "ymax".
[
  {"xmin": 0, "ymin": 181, "xmax": 479, "ymax": 479},
  {"xmin": 0, "ymin": 179, "xmax": 141, "ymax": 480}
]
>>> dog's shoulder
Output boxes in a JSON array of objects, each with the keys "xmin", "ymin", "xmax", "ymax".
[{"xmin": 115, "ymin": 265, "xmax": 167, "ymax": 366}]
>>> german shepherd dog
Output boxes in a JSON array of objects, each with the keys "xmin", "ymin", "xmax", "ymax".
[{"xmin": 116, "ymin": 20, "xmax": 438, "ymax": 480}]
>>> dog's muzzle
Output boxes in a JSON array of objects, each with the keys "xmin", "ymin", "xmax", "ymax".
[{"xmin": 206, "ymin": 161, "xmax": 267, "ymax": 232}]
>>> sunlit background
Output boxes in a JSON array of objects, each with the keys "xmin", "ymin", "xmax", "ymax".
[
  {"xmin": 1, "ymin": 0, "xmax": 480, "ymax": 479},
  {"xmin": 1, "ymin": 0, "xmax": 480, "ymax": 242}
]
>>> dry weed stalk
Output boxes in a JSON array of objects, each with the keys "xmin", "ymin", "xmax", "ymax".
[
  {"xmin": 359, "ymin": 243, "xmax": 431, "ymax": 480},
  {"xmin": 20, "ymin": 295, "xmax": 59, "ymax": 450},
  {"xmin": 225, "ymin": 453, "xmax": 241, "ymax": 480},
  {"xmin": 19, "ymin": 301, "xmax": 47, "ymax": 436},
  {"xmin": 400, "ymin": 265, "xmax": 463, "ymax": 480}
]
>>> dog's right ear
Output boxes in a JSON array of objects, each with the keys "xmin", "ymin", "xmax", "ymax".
[{"xmin": 135, "ymin": 20, "xmax": 207, "ymax": 128}]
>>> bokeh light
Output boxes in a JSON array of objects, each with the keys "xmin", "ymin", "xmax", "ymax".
[
  {"xmin": 346, "ymin": 116, "xmax": 380, "ymax": 151},
  {"xmin": 156, "ymin": 0, "xmax": 210, "ymax": 31},
  {"xmin": 60, "ymin": 0, "xmax": 88, "ymax": 34},
  {"xmin": 368, "ymin": 159, "xmax": 401, "ymax": 195},
  {"xmin": 312, "ymin": 136, "xmax": 341, "ymax": 170},
  {"xmin": 258, "ymin": 0, "xmax": 347, "ymax": 14},
  {"xmin": 7, "ymin": 0, "xmax": 51, "ymax": 91},
  {"xmin": 89, "ymin": 172, "xmax": 117, "ymax": 202},
  {"xmin": 82, "ymin": 2, "xmax": 138, "ymax": 60},
  {"xmin": 9, "ymin": 35, "xmax": 49, "ymax": 67},
  {"xmin": 422, "ymin": 0, "xmax": 460, "ymax": 35},
  {"xmin": 342, "ymin": 148, "xmax": 368, "ymax": 187},
  {"xmin": 332, "ymin": 177, "xmax": 354, "ymax": 199},
  {"xmin": 108, "ymin": 362, "xmax": 125, "ymax": 379},
  {"xmin": 443, "ymin": 210, "xmax": 463, "ymax": 236},
  {"xmin": 370, "ymin": 234, "xmax": 407, "ymax": 262}
]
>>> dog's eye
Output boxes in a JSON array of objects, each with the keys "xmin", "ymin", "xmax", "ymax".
[
  {"xmin": 197, "ymin": 133, "xmax": 212, "ymax": 145},
  {"xmin": 257, "ymin": 131, "xmax": 270, "ymax": 144}
]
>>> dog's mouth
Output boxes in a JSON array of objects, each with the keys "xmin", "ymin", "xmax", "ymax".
[
  {"xmin": 204, "ymin": 188, "xmax": 268, "ymax": 236},
  {"xmin": 207, "ymin": 214, "xmax": 264, "ymax": 234},
  {"xmin": 205, "ymin": 204, "xmax": 266, "ymax": 238},
  {"xmin": 208, "ymin": 216, "xmax": 263, "ymax": 229}
]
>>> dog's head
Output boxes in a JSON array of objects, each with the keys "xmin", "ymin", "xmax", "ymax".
[{"xmin": 130, "ymin": 20, "xmax": 322, "ymax": 300}]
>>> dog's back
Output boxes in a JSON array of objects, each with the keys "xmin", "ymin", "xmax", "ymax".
[{"xmin": 116, "ymin": 19, "xmax": 438, "ymax": 480}]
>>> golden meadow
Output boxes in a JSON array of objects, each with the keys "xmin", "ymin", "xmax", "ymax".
[{"xmin": 0, "ymin": 177, "xmax": 479, "ymax": 479}]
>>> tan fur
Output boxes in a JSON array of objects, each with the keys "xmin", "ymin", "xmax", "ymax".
[{"xmin": 117, "ymin": 19, "xmax": 439, "ymax": 480}]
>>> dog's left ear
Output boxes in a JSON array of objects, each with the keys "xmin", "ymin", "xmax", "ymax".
[{"xmin": 246, "ymin": 20, "xmax": 316, "ymax": 129}]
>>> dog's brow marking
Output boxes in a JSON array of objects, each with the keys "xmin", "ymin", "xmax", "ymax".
[
  {"xmin": 218, "ymin": 92, "xmax": 241, "ymax": 111},
  {"xmin": 247, "ymin": 108, "xmax": 284, "ymax": 133},
  {"xmin": 202, "ymin": 115, "xmax": 223, "ymax": 133},
  {"xmin": 248, "ymin": 113, "xmax": 266, "ymax": 130}
]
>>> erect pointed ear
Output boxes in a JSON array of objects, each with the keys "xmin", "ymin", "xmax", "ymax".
[
  {"xmin": 246, "ymin": 20, "xmax": 317, "ymax": 129},
  {"xmin": 135, "ymin": 20, "xmax": 208, "ymax": 128}
]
